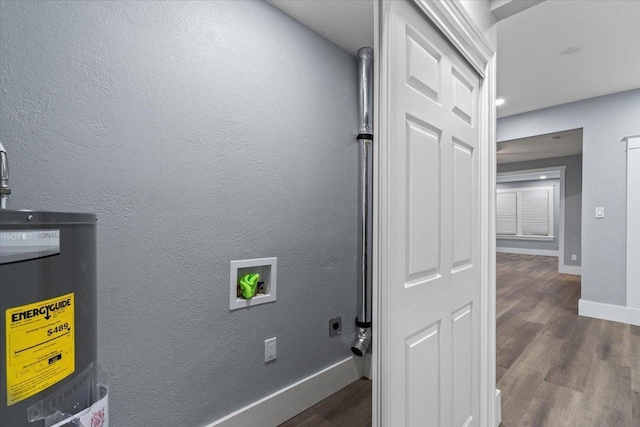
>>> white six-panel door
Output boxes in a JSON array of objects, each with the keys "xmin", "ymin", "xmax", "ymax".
[{"xmin": 381, "ymin": 1, "xmax": 482, "ymax": 425}]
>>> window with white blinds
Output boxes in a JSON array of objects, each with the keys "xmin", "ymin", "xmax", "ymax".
[
  {"xmin": 497, "ymin": 186, "xmax": 554, "ymax": 240},
  {"xmin": 522, "ymin": 190, "xmax": 550, "ymax": 235},
  {"xmin": 497, "ymin": 193, "xmax": 517, "ymax": 235}
]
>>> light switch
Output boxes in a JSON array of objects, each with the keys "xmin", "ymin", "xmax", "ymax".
[
  {"xmin": 265, "ymin": 337, "xmax": 276, "ymax": 362},
  {"xmin": 595, "ymin": 207, "xmax": 605, "ymax": 218}
]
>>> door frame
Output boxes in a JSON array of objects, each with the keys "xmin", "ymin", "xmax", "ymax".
[
  {"xmin": 497, "ymin": 165, "xmax": 578, "ymax": 275},
  {"xmin": 373, "ymin": 1, "xmax": 497, "ymax": 425}
]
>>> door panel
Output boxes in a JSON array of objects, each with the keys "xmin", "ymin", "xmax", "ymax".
[
  {"xmin": 405, "ymin": 26, "xmax": 442, "ymax": 103},
  {"xmin": 405, "ymin": 118, "xmax": 441, "ymax": 285},
  {"xmin": 383, "ymin": 1, "xmax": 481, "ymax": 426},
  {"xmin": 405, "ymin": 322, "xmax": 440, "ymax": 426},
  {"xmin": 452, "ymin": 138, "xmax": 474, "ymax": 271},
  {"xmin": 451, "ymin": 68, "xmax": 475, "ymax": 126}
]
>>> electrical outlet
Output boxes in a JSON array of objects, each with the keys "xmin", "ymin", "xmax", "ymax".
[
  {"xmin": 571, "ymin": 254, "xmax": 577, "ymax": 261},
  {"xmin": 265, "ymin": 337, "xmax": 276, "ymax": 362},
  {"xmin": 329, "ymin": 317, "xmax": 342, "ymax": 336}
]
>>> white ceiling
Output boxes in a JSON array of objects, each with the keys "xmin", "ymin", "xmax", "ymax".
[
  {"xmin": 497, "ymin": 0, "xmax": 640, "ymax": 118},
  {"xmin": 267, "ymin": 1, "xmax": 640, "ymax": 120},
  {"xmin": 267, "ymin": 1, "xmax": 374, "ymax": 56},
  {"xmin": 497, "ymin": 128, "xmax": 582, "ymax": 164}
]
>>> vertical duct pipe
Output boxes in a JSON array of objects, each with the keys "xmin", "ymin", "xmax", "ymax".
[
  {"xmin": 0, "ymin": 143, "xmax": 10, "ymax": 210},
  {"xmin": 351, "ymin": 47, "xmax": 373, "ymax": 357}
]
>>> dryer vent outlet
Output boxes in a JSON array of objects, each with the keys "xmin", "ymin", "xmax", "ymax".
[{"xmin": 329, "ymin": 317, "xmax": 342, "ymax": 336}]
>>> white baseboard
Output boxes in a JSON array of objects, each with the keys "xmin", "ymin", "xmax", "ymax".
[
  {"xmin": 207, "ymin": 356, "xmax": 364, "ymax": 427},
  {"xmin": 558, "ymin": 264, "xmax": 581, "ymax": 276},
  {"xmin": 627, "ymin": 306, "xmax": 640, "ymax": 326},
  {"xmin": 496, "ymin": 247, "xmax": 559, "ymax": 257},
  {"xmin": 495, "ymin": 389, "xmax": 502, "ymax": 427},
  {"xmin": 578, "ymin": 299, "xmax": 640, "ymax": 326}
]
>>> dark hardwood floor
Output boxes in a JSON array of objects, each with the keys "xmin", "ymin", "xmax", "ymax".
[
  {"xmin": 281, "ymin": 253, "xmax": 640, "ymax": 426},
  {"xmin": 497, "ymin": 253, "xmax": 640, "ymax": 427},
  {"xmin": 279, "ymin": 378, "xmax": 372, "ymax": 427}
]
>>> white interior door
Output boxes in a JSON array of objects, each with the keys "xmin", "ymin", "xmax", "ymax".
[{"xmin": 380, "ymin": 1, "xmax": 482, "ymax": 425}]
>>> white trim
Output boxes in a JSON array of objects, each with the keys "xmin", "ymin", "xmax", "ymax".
[
  {"xmin": 497, "ymin": 185, "xmax": 554, "ymax": 193},
  {"xmin": 372, "ymin": 1, "xmax": 381, "ymax": 425},
  {"xmin": 495, "ymin": 389, "xmax": 502, "ymax": 426},
  {"xmin": 628, "ymin": 141, "xmax": 640, "ymax": 150},
  {"xmin": 374, "ymin": 2, "xmax": 388, "ymax": 426},
  {"xmin": 229, "ymin": 257, "xmax": 277, "ymax": 310},
  {"xmin": 496, "ymin": 247, "xmax": 558, "ymax": 257},
  {"xmin": 206, "ymin": 356, "xmax": 363, "ymax": 427},
  {"xmin": 482, "ymin": 46, "xmax": 499, "ymax": 427},
  {"xmin": 497, "ymin": 170, "xmax": 560, "ymax": 183},
  {"xmin": 579, "ymin": 299, "xmax": 626, "ymax": 324},
  {"xmin": 622, "ymin": 135, "xmax": 640, "ymax": 150},
  {"xmin": 491, "ymin": 0, "xmax": 546, "ymax": 21},
  {"xmin": 628, "ymin": 306, "xmax": 640, "ymax": 326},
  {"xmin": 497, "ymin": 166, "xmax": 566, "ymax": 176},
  {"xmin": 558, "ymin": 264, "xmax": 582, "ymax": 276},
  {"xmin": 412, "ymin": 0, "xmax": 495, "ymax": 78},
  {"xmin": 558, "ymin": 168, "xmax": 568, "ymax": 275},
  {"xmin": 498, "ymin": 235, "xmax": 554, "ymax": 241},
  {"xmin": 626, "ymin": 136, "xmax": 640, "ymax": 311},
  {"xmin": 578, "ymin": 299, "xmax": 640, "ymax": 326}
]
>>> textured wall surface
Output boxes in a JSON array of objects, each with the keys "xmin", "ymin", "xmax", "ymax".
[
  {"xmin": 498, "ymin": 90, "xmax": 640, "ymax": 306},
  {"xmin": 498, "ymin": 155, "xmax": 583, "ymax": 265},
  {"xmin": 497, "ymin": 178, "xmax": 561, "ymax": 252},
  {"xmin": 0, "ymin": 1, "xmax": 359, "ymax": 425}
]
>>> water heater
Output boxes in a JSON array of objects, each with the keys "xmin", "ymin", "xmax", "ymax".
[{"xmin": 0, "ymin": 210, "xmax": 98, "ymax": 426}]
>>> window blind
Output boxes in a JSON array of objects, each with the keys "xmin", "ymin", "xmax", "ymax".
[
  {"xmin": 497, "ymin": 192, "xmax": 517, "ymax": 235},
  {"xmin": 497, "ymin": 185, "xmax": 554, "ymax": 240},
  {"xmin": 521, "ymin": 190, "xmax": 549, "ymax": 235}
]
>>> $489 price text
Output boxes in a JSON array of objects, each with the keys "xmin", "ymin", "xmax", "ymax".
[{"xmin": 47, "ymin": 323, "xmax": 70, "ymax": 337}]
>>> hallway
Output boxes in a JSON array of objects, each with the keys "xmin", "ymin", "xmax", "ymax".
[{"xmin": 497, "ymin": 253, "xmax": 640, "ymax": 426}]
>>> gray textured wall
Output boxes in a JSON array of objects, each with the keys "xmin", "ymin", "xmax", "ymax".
[
  {"xmin": 497, "ymin": 179, "xmax": 560, "ymax": 252},
  {"xmin": 0, "ymin": 1, "xmax": 360, "ymax": 425},
  {"xmin": 498, "ymin": 90, "xmax": 640, "ymax": 306},
  {"xmin": 498, "ymin": 155, "xmax": 583, "ymax": 266}
]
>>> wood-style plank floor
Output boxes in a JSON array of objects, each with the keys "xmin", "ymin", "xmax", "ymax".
[
  {"xmin": 281, "ymin": 253, "xmax": 640, "ymax": 426},
  {"xmin": 497, "ymin": 253, "xmax": 640, "ymax": 427},
  {"xmin": 279, "ymin": 378, "xmax": 372, "ymax": 427}
]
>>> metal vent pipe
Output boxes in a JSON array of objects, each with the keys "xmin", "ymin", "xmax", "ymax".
[
  {"xmin": 0, "ymin": 142, "xmax": 10, "ymax": 210},
  {"xmin": 351, "ymin": 47, "xmax": 373, "ymax": 357}
]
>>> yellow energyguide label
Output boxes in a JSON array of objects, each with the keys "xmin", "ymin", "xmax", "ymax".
[{"xmin": 5, "ymin": 293, "xmax": 75, "ymax": 406}]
